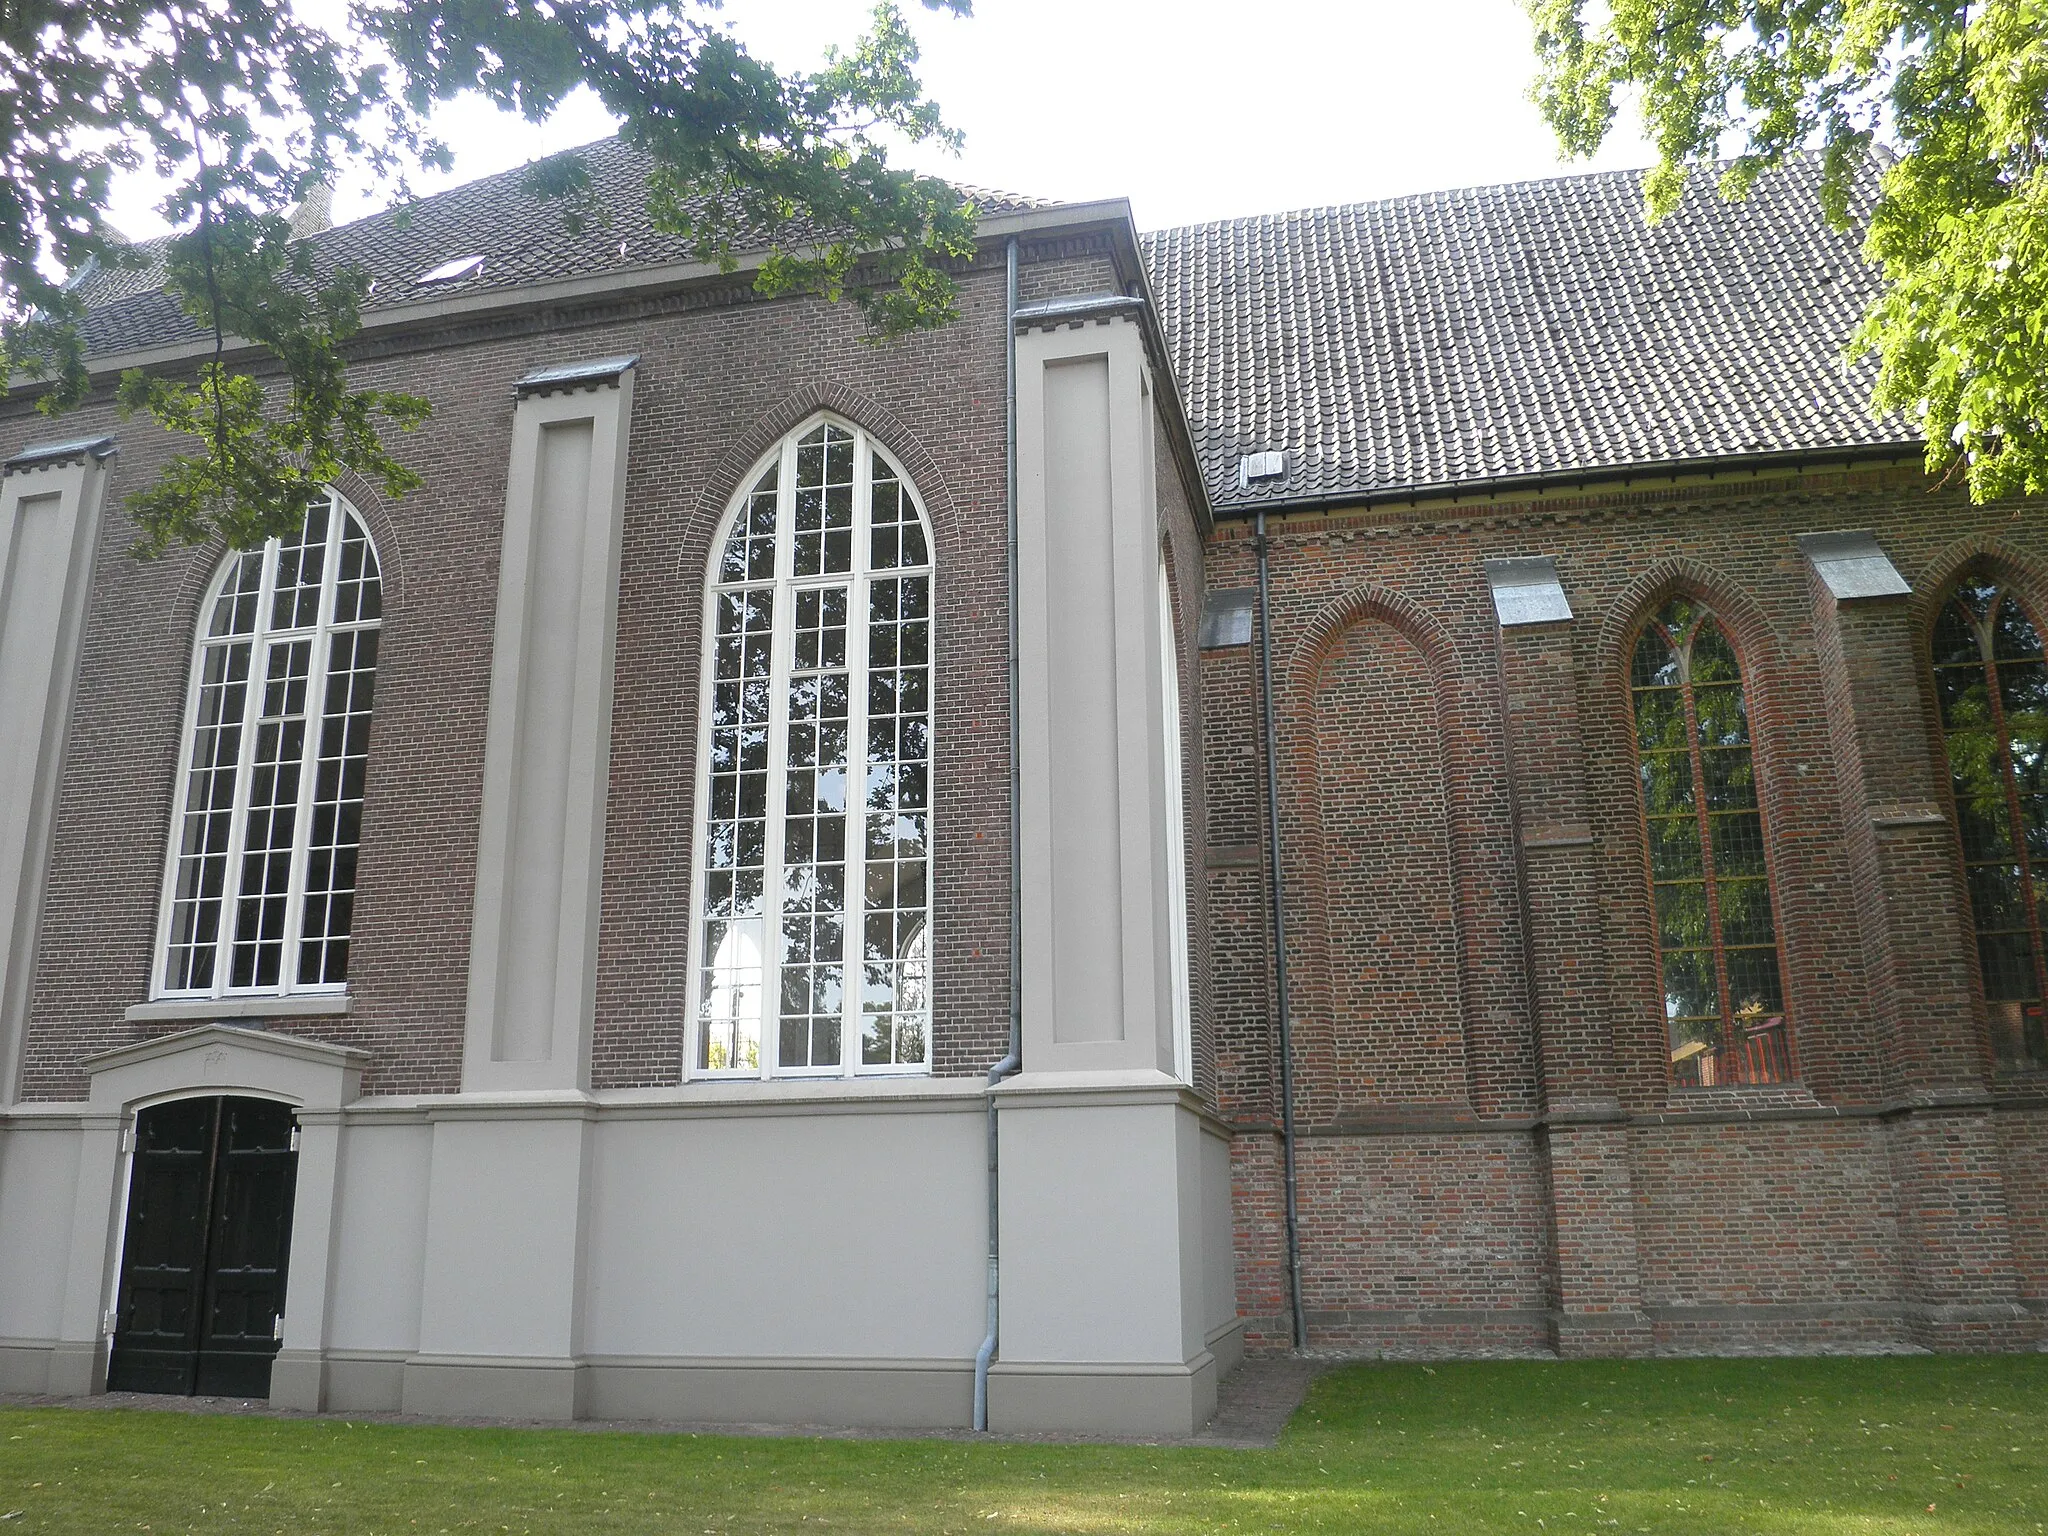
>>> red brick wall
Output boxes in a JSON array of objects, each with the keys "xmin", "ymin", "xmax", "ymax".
[
  {"xmin": 1210, "ymin": 464, "xmax": 2048, "ymax": 1357},
  {"xmin": 1306, "ymin": 619, "xmax": 1466, "ymax": 1112}
]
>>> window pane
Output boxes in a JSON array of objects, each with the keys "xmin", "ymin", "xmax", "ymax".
[
  {"xmin": 1632, "ymin": 597, "xmax": 1789, "ymax": 1085},
  {"xmin": 164, "ymin": 641, "xmax": 252, "ymax": 991},
  {"xmin": 298, "ymin": 627, "xmax": 378, "ymax": 985},
  {"xmin": 697, "ymin": 425, "xmax": 937, "ymax": 1078},
  {"xmin": 165, "ymin": 502, "xmax": 383, "ymax": 998},
  {"xmin": 1934, "ymin": 578, "xmax": 2048, "ymax": 1062},
  {"xmin": 778, "ymin": 586, "xmax": 850, "ymax": 1070},
  {"xmin": 229, "ymin": 638, "xmax": 312, "ymax": 989},
  {"xmin": 861, "ymin": 571, "xmax": 933, "ymax": 1069}
]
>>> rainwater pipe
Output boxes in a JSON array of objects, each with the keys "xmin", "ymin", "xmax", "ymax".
[
  {"xmin": 973, "ymin": 235, "xmax": 1024, "ymax": 1431},
  {"xmin": 1255, "ymin": 508, "xmax": 1309, "ymax": 1352}
]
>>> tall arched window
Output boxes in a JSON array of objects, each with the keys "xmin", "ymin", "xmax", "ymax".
[
  {"xmin": 1629, "ymin": 597, "xmax": 1792, "ymax": 1086},
  {"xmin": 155, "ymin": 492, "xmax": 382, "ymax": 998},
  {"xmin": 689, "ymin": 418, "xmax": 934, "ymax": 1078},
  {"xmin": 1931, "ymin": 574, "xmax": 2048, "ymax": 1068}
]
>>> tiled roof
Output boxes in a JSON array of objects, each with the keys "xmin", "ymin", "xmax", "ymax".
[
  {"xmin": 1141, "ymin": 156, "xmax": 1916, "ymax": 514},
  {"xmin": 67, "ymin": 134, "xmax": 1052, "ymax": 358}
]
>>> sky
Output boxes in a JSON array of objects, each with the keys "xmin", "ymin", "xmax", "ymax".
[{"xmin": 106, "ymin": 0, "xmax": 1658, "ymax": 240}]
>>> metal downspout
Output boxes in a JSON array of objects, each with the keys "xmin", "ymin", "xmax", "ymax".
[
  {"xmin": 974, "ymin": 236, "xmax": 1024, "ymax": 1431},
  {"xmin": 1255, "ymin": 509, "xmax": 1309, "ymax": 1352}
]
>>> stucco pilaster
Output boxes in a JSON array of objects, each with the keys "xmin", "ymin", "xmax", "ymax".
[
  {"xmin": 0, "ymin": 437, "xmax": 116, "ymax": 1110},
  {"xmin": 463, "ymin": 360, "xmax": 637, "ymax": 1092}
]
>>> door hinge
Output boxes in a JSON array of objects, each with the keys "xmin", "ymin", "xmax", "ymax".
[
  {"xmin": 118, "ymin": 1124, "xmax": 134, "ymax": 1154},
  {"xmin": 272, "ymin": 1314, "xmax": 285, "ymax": 1342},
  {"xmin": 289, "ymin": 1126, "xmax": 301, "ymax": 1153},
  {"xmin": 102, "ymin": 1307, "xmax": 116, "ymax": 1337}
]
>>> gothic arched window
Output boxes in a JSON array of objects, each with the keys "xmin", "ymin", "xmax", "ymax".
[
  {"xmin": 1931, "ymin": 575, "xmax": 2048, "ymax": 1068},
  {"xmin": 688, "ymin": 418, "xmax": 934, "ymax": 1078},
  {"xmin": 1629, "ymin": 597, "xmax": 1792, "ymax": 1086},
  {"xmin": 155, "ymin": 492, "xmax": 382, "ymax": 998}
]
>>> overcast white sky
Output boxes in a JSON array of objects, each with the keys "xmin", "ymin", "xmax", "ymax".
[{"xmin": 108, "ymin": 0, "xmax": 1658, "ymax": 239}]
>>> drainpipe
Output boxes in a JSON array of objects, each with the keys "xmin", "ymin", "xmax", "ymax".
[
  {"xmin": 1254, "ymin": 509, "xmax": 1309, "ymax": 1352},
  {"xmin": 973, "ymin": 236, "xmax": 1025, "ymax": 1431}
]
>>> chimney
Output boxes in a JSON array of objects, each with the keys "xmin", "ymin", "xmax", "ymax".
[{"xmin": 289, "ymin": 181, "xmax": 334, "ymax": 239}]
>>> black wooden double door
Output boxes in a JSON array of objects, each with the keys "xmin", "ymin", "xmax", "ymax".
[{"xmin": 108, "ymin": 1096, "xmax": 299, "ymax": 1398}]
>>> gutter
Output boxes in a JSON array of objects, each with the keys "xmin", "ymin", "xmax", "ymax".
[
  {"xmin": 972, "ymin": 235, "xmax": 1025, "ymax": 1434},
  {"xmin": 1253, "ymin": 509, "xmax": 1309, "ymax": 1352},
  {"xmin": 1209, "ymin": 442, "xmax": 1924, "ymax": 524}
]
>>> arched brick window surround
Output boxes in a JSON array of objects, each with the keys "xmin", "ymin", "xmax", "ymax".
[
  {"xmin": 1914, "ymin": 537, "xmax": 2048, "ymax": 1072},
  {"xmin": 1281, "ymin": 582, "xmax": 1490, "ymax": 1115}
]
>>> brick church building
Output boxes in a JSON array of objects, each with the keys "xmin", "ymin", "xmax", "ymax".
[{"xmin": 0, "ymin": 140, "xmax": 2041, "ymax": 1435}]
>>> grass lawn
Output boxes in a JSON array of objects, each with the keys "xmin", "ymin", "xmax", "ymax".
[{"xmin": 2, "ymin": 1356, "xmax": 2044, "ymax": 1534}]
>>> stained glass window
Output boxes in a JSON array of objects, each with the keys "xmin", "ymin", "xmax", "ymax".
[
  {"xmin": 158, "ymin": 493, "xmax": 381, "ymax": 997},
  {"xmin": 1630, "ymin": 598, "xmax": 1792, "ymax": 1086},
  {"xmin": 1931, "ymin": 575, "xmax": 2048, "ymax": 1068},
  {"xmin": 691, "ymin": 420, "xmax": 934, "ymax": 1077}
]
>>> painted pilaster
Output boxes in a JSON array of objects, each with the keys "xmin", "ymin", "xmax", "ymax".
[
  {"xmin": 270, "ymin": 1109, "xmax": 346, "ymax": 1410},
  {"xmin": 0, "ymin": 437, "xmax": 115, "ymax": 1111},
  {"xmin": 991, "ymin": 296, "xmax": 1226, "ymax": 1435},
  {"xmin": 1013, "ymin": 298, "xmax": 1176, "ymax": 1076},
  {"xmin": 1487, "ymin": 556, "xmax": 1652, "ymax": 1356},
  {"xmin": 463, "ymin": 358, "xmax": 638, "ymax": 1092},
  {"xmin": 1797, "ymin": 531, "xmax": 2037, "ymax": 1350}
]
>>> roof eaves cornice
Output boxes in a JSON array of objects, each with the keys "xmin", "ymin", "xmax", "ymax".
[{"xmin": 15, "ymin": 199, "xmax": 1149, "ymax": 393}]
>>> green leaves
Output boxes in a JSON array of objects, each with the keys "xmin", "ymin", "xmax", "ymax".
[
  {"xmin": 2, "ymin": 0, "xmax": 975, "ymax": 555},
  {"xmin": 1525, "ymin": 0, "xmax": 2048, "ymax": 505}
]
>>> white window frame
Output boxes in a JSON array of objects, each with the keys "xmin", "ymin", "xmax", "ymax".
[
  {"xmin": 684, "ymin": 414, "xmax": 937, "ymax": 1081},
  {"xmin": 149, "ymin": 489, "xmax": 379, "ymax": 1002}
]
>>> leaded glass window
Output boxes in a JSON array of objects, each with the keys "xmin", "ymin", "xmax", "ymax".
[
  {"xmin": 156, "ymin": 493, "xmax": 381, "ymax": 998},
  {"xmin": 1629, "ymin": 598, "xmax": 1792, "ymax": 1086},
  {"xmin": 1931, "ymin": 575, "xmax": 2048, "ymax": 1068},
  {"xmin": 690, "ymin": 419, "xmax": 934, "ymax": 1078}
]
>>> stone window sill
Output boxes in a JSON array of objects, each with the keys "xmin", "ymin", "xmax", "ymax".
[{"xmin": 124, "ymin": 994, "xmax": 351, "ymax": 1024}]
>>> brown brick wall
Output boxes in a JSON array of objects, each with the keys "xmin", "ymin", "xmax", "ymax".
[{"xmin": 4, "ymin": 233, "xmax": 1126, "ymax": 1099}]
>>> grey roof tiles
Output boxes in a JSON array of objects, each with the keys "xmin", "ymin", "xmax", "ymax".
[
  {"xmin": 64, "ymin": 139, "xmax": 1915, "ymax": 509},
  {"xmin": 65, "ymin": 135, "xmax": 1049, "ymax": 360},
  {"xmin": 1141, "ymin": 156, "xmax": 1916, "ymax": 514}
]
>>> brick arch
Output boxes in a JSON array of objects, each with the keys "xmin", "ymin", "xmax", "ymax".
[
  {"xmin": 1585, "ymin": 557, "xmax": 1803, "ymax": 1103},
  {"xmin": 677, "ymin": 384, "xmax": 962, "ymax": 581},
  {"xmin": 1279, "ymin": 583, "xmax": 1481, "ymax": 1116},
  {"xmin": 1593, "ymin": 555, "xmax": 1786, "ymax": 690},
  {"xmin": 1910, "ymin": 534, "xmax": 2048, "ymax": 649}
]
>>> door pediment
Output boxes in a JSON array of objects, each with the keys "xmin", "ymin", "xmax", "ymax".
[{"xmin": 83, "ymin": 1023, "xmax": 366, "ymax": 1112}]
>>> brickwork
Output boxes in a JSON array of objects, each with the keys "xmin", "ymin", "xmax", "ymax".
[
  {"xmin": 1289, "ymin": 1132, "xmax": 1552, "ymax": 1357},
  {"xmin": 1209, "ymin": 464, "xmax": 2048, "ymax": 1358},
  {"xmin": 2, "ymin": 232, "xmax": 1138, "ymax": 1100}
]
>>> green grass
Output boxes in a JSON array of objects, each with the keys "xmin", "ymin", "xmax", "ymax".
[{"xmin": 3, "ymin": 1356, "xmax": 2045, "ymax": 1533}]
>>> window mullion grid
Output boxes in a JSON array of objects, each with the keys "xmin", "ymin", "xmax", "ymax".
[
  {"xmin": 760, "ymin": 443, "xmax": 797, "ymax": 1081},
  {"xmin": 1982, "ymin": 629, "xmax": 2048, "ymax": 1008},
  {"xmin": 1679, "ymin": 655, "xmax": 1735, "ymax": 1058},
  {"xmin": 843, "ymin": 435, "xmax": 874, "ymax": 1079},
  {"xmin": 276, "ymin": 495, "xmax": 344, "ymax": 996},
  {"xmin": 212, "ymin": 539, "xmax": 281, "ymax": 998},
  {"xmin": 154, "ymin": 597, "xmax": 227, "ymax": 997}
]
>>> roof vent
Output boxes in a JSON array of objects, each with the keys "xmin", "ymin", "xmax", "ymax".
[
  {"xmin": 416, "ymin": 255, "xmax": 485, "ymax": 286},
  {"xmin": 1238, "ymin": 451, "xmax": 1287, "ymax": 488}
]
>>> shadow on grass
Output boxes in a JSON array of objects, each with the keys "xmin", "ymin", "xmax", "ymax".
[{"xmin": 2, "ymin": 1355, "xmax": 2043, "ymax": 1533}]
